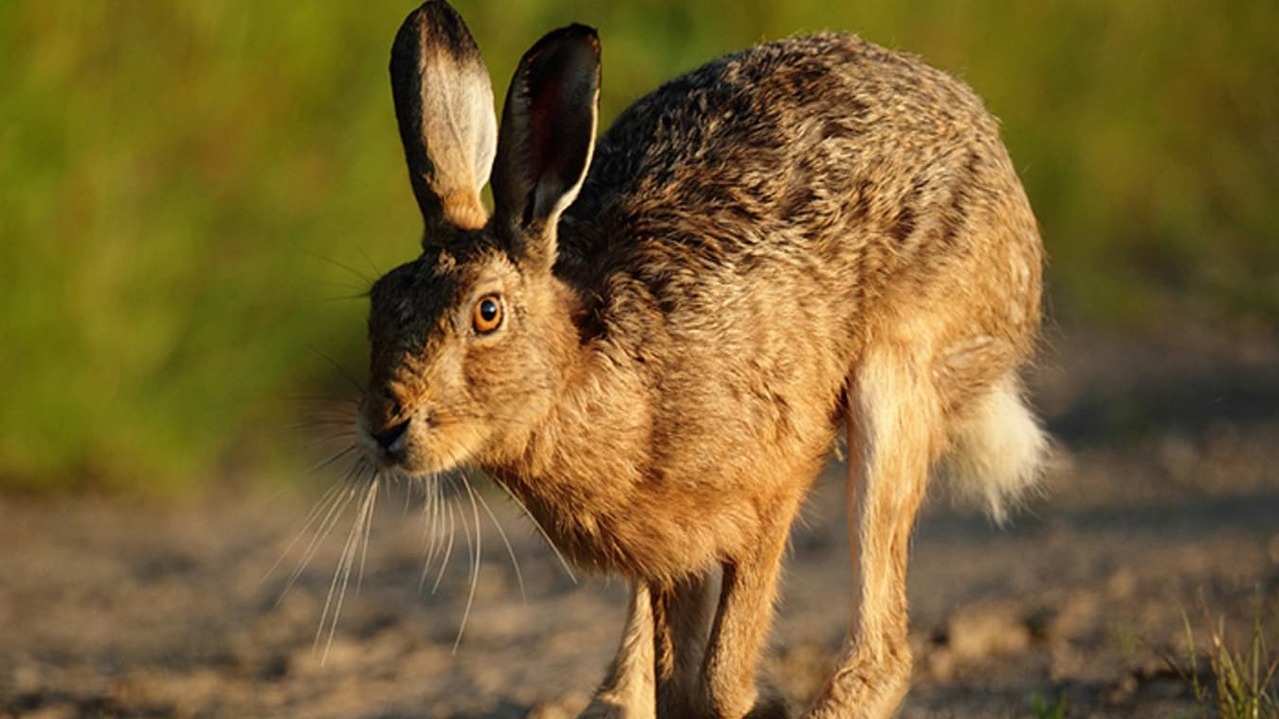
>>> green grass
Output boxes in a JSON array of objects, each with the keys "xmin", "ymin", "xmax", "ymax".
[
  {"xmin": 2, "ymin": 0, "xmax": 1277, "ymax": 490},
  {"xmin": 1031, "ymin": 688, "xmax": 1069, "ymax": 719},
  {"xmin": 1176, "ymin": 600, "xmax": 1279, "ymax": 719}
]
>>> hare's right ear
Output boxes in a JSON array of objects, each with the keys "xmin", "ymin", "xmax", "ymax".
[
  {"xmin": 490, "ymin": 24, "xmax": 600, "ymax": 273},
  {"xmin": 390, "ymin": 0, "xmax": 496, "ymax": 237}
]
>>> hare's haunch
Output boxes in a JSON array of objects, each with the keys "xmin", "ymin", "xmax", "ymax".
[{"xmin": 354, "ymin": 2, "xmax": 1046, "ymax": 718}]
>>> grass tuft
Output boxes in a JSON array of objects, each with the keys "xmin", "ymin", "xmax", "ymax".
[
  {"xmin": 1031, "ymin": 688, "xmax": 1069, "ymax": 719},
  {"xmin": 1170, "ymin": 594, "xmax": 1278, "ymax": 719}
]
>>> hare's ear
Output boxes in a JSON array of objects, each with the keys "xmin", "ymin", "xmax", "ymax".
[
  {"xmin": 390, "ymin": 0, "xmax": 496, "ymax": 237},
  {"xmin": 491, "ymin": 24, "xmax": 600, "ymax": 272}
]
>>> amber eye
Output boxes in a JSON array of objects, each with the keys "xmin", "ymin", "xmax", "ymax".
[{"xmin": 472, "ymin": 294, "xmax": 504, "ymax": 334}]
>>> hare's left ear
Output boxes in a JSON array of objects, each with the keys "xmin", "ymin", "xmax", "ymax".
[
  {"xmin": 491, "ymin": 24, "xmax": 600, "ymax": 272},
  {"xmin": 390, "ymin": 1, "xmax": 496, "ymax": 238}
]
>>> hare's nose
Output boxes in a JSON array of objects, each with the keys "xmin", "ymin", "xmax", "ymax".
[{"xmin": 372, "ymin": 418, "xmax": 410, "ymax": 455}]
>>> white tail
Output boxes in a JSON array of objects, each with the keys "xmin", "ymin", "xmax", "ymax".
[{"xmin": 940, "ymin": 375, "xmax": 1048, "ymax": 523}]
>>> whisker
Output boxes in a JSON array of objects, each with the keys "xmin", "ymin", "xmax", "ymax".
[
  {"xmin": 401, "ymin": 480, "xmax": 414, "ymax": 514},
  {"xmin": 303, "ymin": 444, "xmax": 359, "ymax": 476},
  {"xmin": 434, "ymin": 479, "xmax": 448, "ymax": 570},
  {"xmin": 360, "ymin": 470, "xmax": 378, "ymax": 588},
  {"xmin": 264, "ymin": 479, "xmax": 345, "ymax": 587},
  {"xmin": 471, "ymin": 476, "xmax": 527, "ymax": 603},
  {"xmin": 276, "ymin": 480, "xmax": 356, "ymax": 604},
  {"xmin": 418, "ymin": 477, "xmax": 445, "ymax": 592},
  {"xmin": 492, "ymin": 481, "xmax": 577, "ymax": 584},
  {"xmin": 285, "ymin": 480, "xmax": 358, "ymax": 599},
  {"xmin": 307, "ymin": 271, "xmax": 372, "ymax": 300},
  {"xmin": 317, "ymin": 472, "xmax": 378, "ymax": 662},
  {"xmin": 293, "ymin": 434, "xmax": 358, "ymax": 456},
  {"xmin": 312, "ymin": 251, "xmax": 375, "ymax": 286},
  {"xmin": 431, "ymin": 493, "xmax": 458, "ymax": 594},
  {"xmin": 355, "ymin": 246, "xmax": 382, "ymax": 279},
  {"xmin": 281, "ymin": 395, "xmax": 361, "ymax": 409},
  {"xmin": 288, "ymin": 418, "xmax": 358, "ymax": 431},
  {"xmin": 295, "ymin": 436, "xmax": 359, "ymax": 456},
  {"xmin": 356, "ymin": 472, "xmax": 380, "ymax": 593},
  {"xmin": 318, "ymin": 484, "xmax": 363, "ymax": 656},
  {"xmin": 307, "ymin": 345, "xmax": 366, "ymax": 395},
  {"xmin": 453, "ymin": 474, "xmax": 484, "ymax": 653}
]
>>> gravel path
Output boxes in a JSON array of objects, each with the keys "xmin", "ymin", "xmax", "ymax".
[{"xmin": 2, "ymin": 326, "xmax": 1277, "ymax": 718}]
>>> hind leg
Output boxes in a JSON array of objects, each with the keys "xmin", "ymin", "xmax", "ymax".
[{"xmin": 804, "ymin": 348, "xmax": 940, "ymax": 719}]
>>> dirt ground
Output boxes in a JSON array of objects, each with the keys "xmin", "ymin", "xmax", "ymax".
[{"xmin": 2, "ymin": 324, "xmax": 1278, "ymax": 719}]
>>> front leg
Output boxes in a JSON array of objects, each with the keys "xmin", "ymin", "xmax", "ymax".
[
  {"xmin": 580, "ymin": 582, "xmax": 656, "ymax": 719},
  {"xmin": 651, "ymin": 569, "xmax": 720, "ymax": 717},
  {"xmin": 699, "ymin": 513, "xmax": 798, "ymax": 719}
]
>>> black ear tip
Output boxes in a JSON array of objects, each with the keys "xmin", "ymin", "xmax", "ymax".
[
  {"xmin": 410, "ymin": 0, "xmax": 463, "ymax": 22},
  {"xmin": 573, "ymin": 24, "xmax": 601, "ymax": 58},
  {"xmin": 565, "ymin": 23, "xmax": 600, "ymax": 44},
  {"xmin": 527, "ymin": 23, "xmax": 602, "ymax": 64},
  {"xmin": 397, "ymin": 0, "xmax": 476, "ymax": 49},
  {"xmin": 392, "ymin": 0, "xmax": 484, "ymax": 76}
]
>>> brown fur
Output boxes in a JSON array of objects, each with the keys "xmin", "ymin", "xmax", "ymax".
[{"xmin": 356, "ymin": 2, "xmax": 1046, "ymax": 717}]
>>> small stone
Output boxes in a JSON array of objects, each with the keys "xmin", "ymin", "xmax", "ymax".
[
  {"xmin": 1045, "ymin": 591, "xmax": 1100, "ymax": 643},
  {"xmin": 1108, "ymin": 567, "xmax": 1136, "ymax": 599},
  {"xmin": 946, "ymin": 601, "xmax": 1031, "ymax": 660},
  {"xmin": 527, "ymin": 692, "xmax": 589, "ymax": 719},
  {"xmin": 925, "ymin": 646, "xmax": 955, "ymax": 681}
]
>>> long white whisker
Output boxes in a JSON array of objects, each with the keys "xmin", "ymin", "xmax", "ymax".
[
  {"xmin": 473, "ymin": 480, "xmax": 526, "ymax": 603},
  {"xmin": 431, "ymin": 493, "xmax": 457, "ymax": 594},
  {"xmin": 493, "ymin": 481, "xmax": 577, "ymax": 584},
  {"xmin": 286, "ymin": 479, "xmax": 357, "ymax": 595},
  {"xmin": 316, "ymin": 510, "xmax": 357, "ymax": 659},
  {"xmin": 280, "ymin": 481, "xmax": 357, "ymax": 605},
  {"xmin": 453, "ymin": 474, "xmax": 483, "ymax": 653},
  {"xmin": 317, "ymin": 472, "xmax": 377, "ymax": 662},
  {"xmin": 265, "ymin": 479, "xmax": 344, "ymax": 586},
  {"xmin": 418, "ymin": 476, "xmax": 445, "ymax": 592},
  {"xmin": 430, "ymin": 478, "xmax": 445, "ymax": 568},
  {"xmin": 356, "ymin": 473, "xmax": 380, "ymax": 594},
  {"xmin": 317, "ymin": 486, "xmax": 363, "ymax": 659},
  {"xmin": 304, "ymin": 444, "xmax": 359, "ymax": 476}
]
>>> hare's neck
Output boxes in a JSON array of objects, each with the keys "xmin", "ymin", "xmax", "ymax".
[
  {"xmin": 486, "ymin": 278, "xmax": 659, "ymax": 563},
  {"xmin": 507, "ymin": 340, "xmax": 653, "ymax": 499}
]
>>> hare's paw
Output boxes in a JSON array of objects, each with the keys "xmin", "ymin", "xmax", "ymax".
[
  {"xmin": 576, "ymin": 698, "xmax": 653, "ymax": 719},
  {"xmin": 743, "ymin": 690, "xmax": 790, "ymax": 719}
]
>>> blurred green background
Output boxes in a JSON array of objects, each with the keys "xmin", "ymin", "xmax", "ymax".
[{"xmin": 1, "ymin": 1, "xmax": 1276, "ymax": 492}]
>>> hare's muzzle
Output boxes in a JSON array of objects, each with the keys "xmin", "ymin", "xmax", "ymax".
[
  {"xmin": 355, "ymin": 392, "xmax": 445, "ymax": 472},
  {"xmin": 355, "ymin": 412, "xmax": 406, "ymax": 468},
  {"xmin": 369, "ymin": 418, "xmax": 410, "ymax": 460}
]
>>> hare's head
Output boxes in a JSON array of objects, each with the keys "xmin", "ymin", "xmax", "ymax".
[{"xmin": 357, "ymin": 1, "xmax": 599, "ymax": 476}]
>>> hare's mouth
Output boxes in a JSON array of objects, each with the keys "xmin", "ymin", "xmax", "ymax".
[{"xmin": 354, "ymin": 412, "xmax": 471, "ymax": 477}]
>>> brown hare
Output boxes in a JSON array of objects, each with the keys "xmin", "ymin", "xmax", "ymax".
[{"xmin": 355, "ymin": 2, "xmax": 1046, "ymax": 717}]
